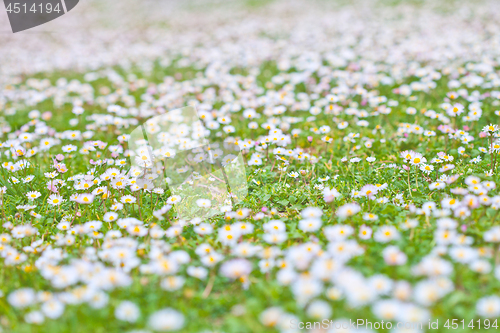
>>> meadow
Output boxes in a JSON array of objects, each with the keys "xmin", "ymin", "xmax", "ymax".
[{"xmin": 2, "ymin": 0, "xmax": 500, "ymax": 332}]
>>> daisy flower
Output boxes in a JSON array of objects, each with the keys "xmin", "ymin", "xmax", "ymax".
[
  {"xmin": 120, "ymin": 195, "xmax": 136, "ymax": 204},
  {"xmin": 167, "ymin": 195, "xmax": 182, "ymax": 204},
  {"xmin": 374, "ymin": 226, "xmax": 400, "ymax": 243},
  {"xmin": 103, "ymin": 212, "xmax": 118, "ymax": 222},
  {"xmin": 26, "ymin": 191, "xmax": 41, "ymax": 200},
  {"xmin": 196, "ymin": 199, "xmax": 211, "ymax": 208},
  {"xmin": 47, "ymin": 194, "xmax": 64, "ymax": 206},
  {"xmin": 76, "ymin": 193, "xmax": 94, "ymax": 204}
]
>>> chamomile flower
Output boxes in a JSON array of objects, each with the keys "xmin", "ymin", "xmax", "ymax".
[
  {"xmin": 76, "ymin": 193, "xmax": 94, "ymax": 204},
  {"xmin": 47, "ymin": 194, "xmax": 64, "ymax": 206},
  {"xmin": 167, "ymin": 195, "xmax": 181, "ymax": 204},
  {"xmin": 196, "ymin": 199, "xmax": 211, "ymax": 208},
  {"xmin": 26, "ymin": 191, "xmax": 41, "ymax": 200},
  {"xmin": 120, "ymin": 195, "xmax": 136, "ymax": 204},
  {"xmin": 374, "ymin": 226, "xmax": 400, "ymax": 243}
]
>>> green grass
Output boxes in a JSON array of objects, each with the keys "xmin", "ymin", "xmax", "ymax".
[{"xmin": 1, "ymin": 48, "xmax": 500, "ymax": 333}]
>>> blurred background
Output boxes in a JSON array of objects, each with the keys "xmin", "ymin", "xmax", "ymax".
[{"xmin": 1, "ymin": 0, "xmax": 500, "ymax": 81}]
